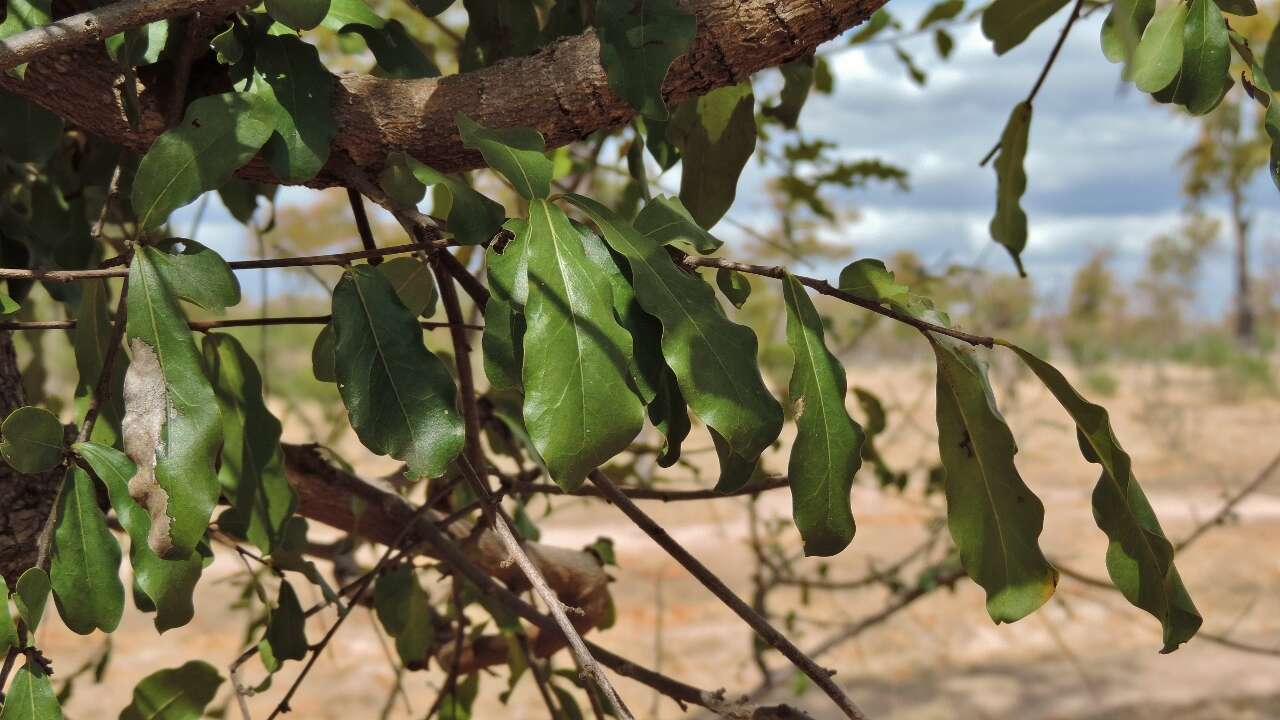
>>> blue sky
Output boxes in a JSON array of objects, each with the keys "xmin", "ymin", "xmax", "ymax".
[{"xmin": 175, "ymin": 0, "xmax": 1280, "ymax": 317}]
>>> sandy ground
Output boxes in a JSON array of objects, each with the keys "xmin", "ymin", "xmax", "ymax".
[{"xmin": 35, "ymin": 361, "xmax": 1280, "ymax": 719}]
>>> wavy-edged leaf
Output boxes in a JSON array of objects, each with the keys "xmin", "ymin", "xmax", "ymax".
[
  {"xmin": 132, "ymin": 92, "xmax": 276, "ymax": 230},
  {"xmin": 634, "ymin": 195, "xmax": 722, "ymax": 254},
  {"xmin": 75, "ymin": 441, "xmax": 204, "ymax": 632},
  {"xmin": 989, "ymin": 102, "xmax": 1031, "ymax": 277},
  {"xmin": 119, "ymin": 661, "xmax": 222, "ymax": 720},
  {"xmin": 378, "ymin": 152, "xmax": 505, "ymax": 246},
  {"xmin": 259, "ymin": 580, "xmax": 308, "ymax": 672},
  {"xmin": 147, "ymin": 239, "xmax": 240, "ymax": 312},
  {"xmin": 566, "ymin": 194, "xmax": 782, "ymax": 490},
  {"xmin": 981, "ymin": 0, "xmax": 1068, "ymax": 55},
  {"xmin": 596, "ymin": 0, "xmax": 696, "ymax": 120},
  {"xmin": 930, "ymin": 333, "xmax": 1056, "ymax": 623},
  {"xmin": 667, "ymin": 83, "xmax": 756, "ymax": 228},
  {"xmin": 0, "ymin": 663, "xmax": 62, "ymax": 720},
  {"xmin": 13, "ymin": 568, "xmax": 49, "ymax": 632},
  {"xmin": 125, "ymin": 247, "xmax": 223, "ymax": 558},
  {"xmin": 204, "ymin": 333, "xmax": 297, "ymax": 554},
  {"xmin": 782, "ymin": 273, "xmax": 863, "ymax": 557},
  {"xmin": 456, "ymin": 113, "xmax": 552, "ymax": 200},
  {"xmin": 50, "ymin": 467, "xmax": 124, "ymax": 634},
  {"xmin": 0, "ymin": 406, "xmax": 64, "ymax": 474},
  {"xmin": 1004, "ymin": 344, "xmax": 1201, "ymax": 651},
  {"xmin": 266, "ymin": 0, "xmax": 329, "ymax": 30},
  {"xmin": 332, "ymin": 265, "xmax": 464, "ymax": 479},
  {"xmin": 254, "ymin": 34, "xmax": 337, "ymax": 183},
  {"xmin": 1132, "ymin": 1, "xmax": 1187, "ymax": 93},
  {"xmin": 521, "ymin": 199, "xmax": 643, "ymax": 489}
]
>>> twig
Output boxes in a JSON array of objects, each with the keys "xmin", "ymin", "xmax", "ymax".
[
  {"xmin": 165, "ymin": 13, "xmax": 211, "ymax": 127},
  {"xmin": 510, "ymin": 475, "xmax": 792, "ymax": 502},
  {"xmin": 0, "ymin": 316, "xmax": 481, "ymax": 332},
  {"xmin": 431, "ymin": 243, "xmax": 489, "ymax": 311},
  {"xmin": 587, "ymin": 469, "xmax": 870, "ymax": 720},
  {"xmin": 1175, "ymin": 448, "xmax": 1280, "ymax": 553},
  {"xmin": 432, "ymin": 257, "xmax": 485, "ymax": 473},
  {"xmin": 0, "ymin": 0, "xmax": 247, "ymax": 71},
  {"xmin": 347, "ymin": 189, "xmax": 381, "ymax": 265}
]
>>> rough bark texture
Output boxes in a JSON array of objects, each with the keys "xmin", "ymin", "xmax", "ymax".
[
  {"xmin": 0, "ymin": 0, "xmax": 885, "ymax": 186},
  {"xmin": 0, "ymin": 333, "xmax": 60, "ymax": 587}
]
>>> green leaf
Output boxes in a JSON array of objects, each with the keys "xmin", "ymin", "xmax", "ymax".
[
  {"xmin": 0, "ymin": 89, "xmax": 63, "ymax": 164},
  {"xmin": 483, "ymin": 219, "xmax": 531, "ymax": 392},
  {"xmin": 595, "ymin": 0, "xmax": 696, "ymax": 120},
  {"xmin": 981, "ymin": 0, "xmax": 1069, "ymax": 55},
  {"xmin": 0, "ymin": 0, "xmax": 51, "ymax": 78},
  {"xmin": 125, "ymin": 246, "xmax": 224, "ymax": 558},
  {"xmin": 332, "ymin": 265, "xmax": 465, "ymax": 479},
  {"xmin": 1003, "ymin": 344, "xmax": 1201, "ymax": 652},
  {"xmin": 782, "ymin": 273, "xmax": 863, "ymax": 557},
  {"xmin": 146, "ymin": 239, "xmax": 241, "ymax": 312},
  {"xmin": 1214, "ymin": 0, "xmax": 1255, "ymax": 15},
  {"xmin": 132, "ymin": 92, "xmax": 276, "ymax": 230},
  {"xmin": 118, "ymin": 661, "xmax": 222, "ymax": 720},
  {"xmin": 837, "ymin": 258, "xmax": 909, "ymax": 305},
  {"xmin": 0, "ymin": 406, "xmax": 64, "ymax": 474},
  {"xmin": 0, "ymin": 577, "xmax": 16, "ymax": 653},
  {"xmin": 72, "ymin": 280, "xmax": 126, "ymax": 448},
  {"xmin": 577, "ymin": 222, "xmax": 658, "ymax": 404},
  {"xmin": 266, "ymin": 0, "xmax": 330, "ymax": 30},
  {"xmin": 667, "ymin": 83, "xmax": 756, "ymax": 228},
  {"xmin": 0, "ymin": 663, "xmax": 62, "ymax": 720},
  {"xmin": 105, "ymin": 20, "xmax": 169, "ymax": 67},
  {"xmin": 715, "ymin": 268, "xmax": 751, "ymax": 309},
  {"xmin": 521, "ymin": 199, "xmax": 644, "ymax": 489},
  {"xmin": 374, "ymin": 565, "xmax": 433, "ymax": 667},
  {"xmin": 1162, "ymin": 0, "xmax": 1231, "ymax": 115},
  {"xmin": 930, "ymin": 333, "xmax": 1057, "ymax": 623},
  {"xmin": 763, "ymin": 59, "xmax": 814, "ymax": 129},
  {"xmin": 204, "ymin": 333, "xmax": 297, "ymax": 554},
  {"xmin": 321, "ymin": 1, "xmax": 440, "ymax": 80},
  {"xmin": 50, "ymin": 467, "xmax": 124, "ymax": 634},
  {"xmin": 74, "ymin": 442, "xmax": 203, "ymax": 633},
  {"xmin": 311, "ymin": 323, "xmax": 337, "ymax": 383},
  {"xmin": 259, "ymin": 580, "xmax": 308, "ymax": 672},
  {"xmin": 989, "ymin": 102, "xmax": 1032, "ymax": 277},
  {"xmin": 1132, "ymin": 1, "xmax": 1187, "ymax": 93},
  {"xmin": 633, "ymin": 195, "xmax": 722, "ymax": 254},
  {"xmin": 456, "ymin": 113, "xmax": 553, "ymax": 200},
  {"xmin": 378, "ymin": 152, "xmax": 506, "ymax": 246},
  {"xmin": 566, "ymin": 195, "xmax": 782, "ymax": 490},
  {"xmin": 919, "ymin": 0, "xmax": 964, "ymax": 29},
  {"xmin": 254, "ymin": 35, "xmax": 338, "ymax": 183},
  {"xmin": 1265, "ymin": 16, "xmax": 1280, "ymax": 89},
  {"xmin": 848, "ymin": 9, "xmax": 892, "ymax": 45},
  {"xmin": 1101, "ymin": 0, "xmax": 1154, "ymax": 65},
  {"xmin": 377, "ymin": 257, "xmax": 438, "ymax": 317},
  {"xmin": 13, "ymin": 568, "xmax": 49, "ymax": 632}
]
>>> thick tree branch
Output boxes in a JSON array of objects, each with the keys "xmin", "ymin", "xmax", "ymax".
[{"xmin": 0, "ymin": 0, "xmax": 887, "ymax": 185}]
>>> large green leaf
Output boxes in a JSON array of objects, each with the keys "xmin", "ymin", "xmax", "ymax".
[
  {"xmin": 483, "ymin": 219, "xmax": 531, "ymax": 392},
  {"xmin": 125, "ymin": 247, "xmax": 223, "ymax": 558},
  {"xmin": 203, "ymin": 333, "xmax": 296, "ymax": 554},
  {"xmin": 254, "ymin": 35, "xmax": 337, "ymax": 183},
  {"xmin": 132, "ymin": 92, "xmax": 276, "ymax": 230},
  {"xmin": 1132, "ymin": 1, "xmax": 1187, "ymax": 93},
  {"xmin": 782, "ymin": 273, "xmax": 863, "ymax": 557},
  {"xmin": 989, "ymin": 102, "xmax": 1032, "ymax": 277},
  {"xmin": 0, "ymin": 663, "xmax": 62, "ymax": 720},
  {"xmin": 118, "ymin": 661, "xmax": 222, "ymax": 720},
  {"xmin": 521, "ymin": 199, "xmax": 643, "ymax": 489},
  {"xmin": 930, "ymin": 333, "xmax": 1056, "ymax": 623},
  {"xmin": 74, "ymin": 442, "xmax": 203, "ymax": 633},
  {"xmin": 577, "ymin": 222, "xmax": 659, "ymax": 404},
  {"xmin": 0, "ymin": 0, "xmax": 51, "ymax": 78},
  {"xmin": 1159, "ymin": 0, "xmax": 1231, "ymax": 116},
  {"xmin": 0, "ymin": 90, "xmax": 62, "ymax": 164},
  {"xmin": 72, "ymin": 279, "xmax": 126, "ymax": 447},
  {"xmin": 378, "ymin": 152, "xmax": 505, "ymax": 246},
  {"xmin": 13, "ymin": 568, "xmax": 49, "ymax": 632},
  {"xmin": 566, "ymin": 195, "xmax": 782, "ymax": 490},
  {"xmin": 0, "ymin": 406, "xmax": 64, "ymax": 474},
  {"xmin": 667, "ymin": 83, "xmax": 756, "ymax": 229},
  {"xmin": 1004, "ymin": 344, "xmax": 1201, "ymax": 651},
  {"xmin": 49, "ymin": 467, "xmax": 124, "ymax": 634},
  {"xmin": 332, "ymin": 265, "xmax": 465, "ymax": 479},
  {"xmin": 595, "ymin": 0, "xmax": 696, "ymax": 120},
  {"xmin": 981, "ymin": 0, "xmax": 1069, "ymax": 55},
  {"xmin": 146, "ymin": 239, "xmax": 240, "ymax": 312},
  {"xmin": 1101, "ymin": 0, "xmax": 1154, "ymax": 65},
  {"xmin": 259, "ymin": 580, "xmax": 308, "ymax": 672},
  {"xmin": 456, "ymin": 113, "xmax": 553, "ymax": 200},
  {"xmin": 633, "ymin": 195, "xmax": 722, "ymax": 254},
  {"xmin": 266, "ymin": 0, "xmax": 329, "ymax": 30}
]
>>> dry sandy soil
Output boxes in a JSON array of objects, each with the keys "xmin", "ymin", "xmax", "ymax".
[{"xmin": 36, "ymin": 361, "xmax": 1280, "ymax": 719}]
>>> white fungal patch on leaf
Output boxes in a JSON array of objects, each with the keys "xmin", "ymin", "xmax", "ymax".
[{"xmin": 121, "ymin": 338, "xmax": 173, "ymax": 556}]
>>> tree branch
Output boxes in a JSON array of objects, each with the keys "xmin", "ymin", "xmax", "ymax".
[{"xmin": 0, "ymin": 315, "xmax": 480, "ymax": 332}]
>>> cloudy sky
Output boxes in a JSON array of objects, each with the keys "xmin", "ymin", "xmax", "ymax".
[{"xmin": 175, "ymin": 0, "xmax": 1280, "ymax": 316}]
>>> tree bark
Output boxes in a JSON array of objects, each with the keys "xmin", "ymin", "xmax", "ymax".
[{"xmin": 0, "ymin": 0, "xmax": 885, "ymax": 186}]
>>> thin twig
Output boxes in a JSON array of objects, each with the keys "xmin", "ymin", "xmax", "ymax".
[
  {"xmin": 0, "ymin": 316, "xmax": 481, "ymax": 332},
  {"xmin": 587, "ymin": 469, "xmax": 870, "ymax": 720},
  {"xmin": 347, "ymin": 189, "xmax": 381, "ymax": 265},
  {"xmin": 1175, "ymin": 448, "xmax": 1280, "ymax": 553},
  {"xmin": 509, "ymin": 475, "xmax": 791, "ymax": 502}
]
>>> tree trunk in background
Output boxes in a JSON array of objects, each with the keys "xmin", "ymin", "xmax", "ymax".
[
  {"xmin": 0, "ymin": 332, "xmax": 59, "ymax": 586},
  {"xmin": 1231, "ymin": 189, "xmax": 1255, "ymax": 346}
]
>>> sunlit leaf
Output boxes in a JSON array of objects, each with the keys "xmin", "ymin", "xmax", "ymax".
[
  {"xmin": 378, "ymin": 152, "xmax": 505, "ymax": 246},
  {"xmin": 633, "ymin": 195, "xmax": 722, "ymax": 254},
  {"xmin": 0, "ymin": 663, "xmax": 62, "ymax": 720},
  {"xmin": 456, "ymin": 113, "xmax": 553, "ymax": 200},
  {"xmin": 667, "ymin": 83, "xmax": 756, "ymax": 228},
  {"xmin": 1132, "ymin": 1, "xmax": 1187, "ymax": 93},
  {"xmin": 254, "ymin": 35, "xmax": 338, "ymax": 183}
]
